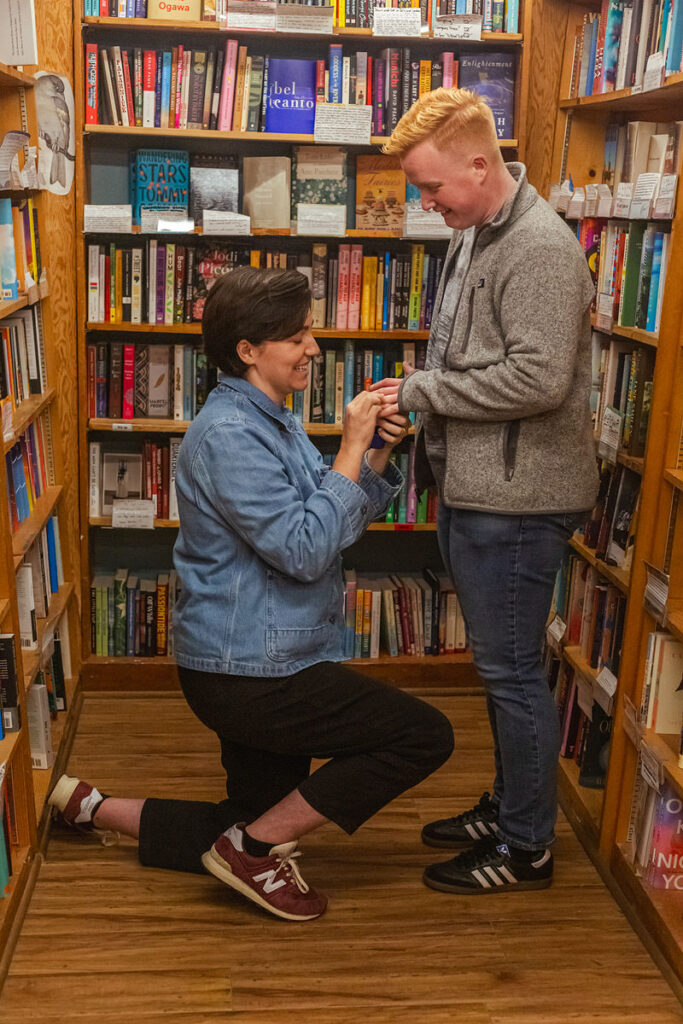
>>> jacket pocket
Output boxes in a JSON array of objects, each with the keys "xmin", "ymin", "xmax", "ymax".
[
  {"xmin": 502, "ymin": 421, "xmax": 521, "ymax": 482},
  {"xmin": 265, "ymin": 565, "xmax": 340, "ymax": 663}
]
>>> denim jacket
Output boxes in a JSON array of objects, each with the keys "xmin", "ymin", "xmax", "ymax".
[{"xmin": 173, "ymin": 375, "xmax": 403, "ymax": 676}]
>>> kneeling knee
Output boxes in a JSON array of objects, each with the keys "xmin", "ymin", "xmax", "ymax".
[{"xmin": 423, "ymin": 707, "xmax": 455, "ymax": 769}]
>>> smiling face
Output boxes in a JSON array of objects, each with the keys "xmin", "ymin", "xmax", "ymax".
[
  {"xmin": 240, "ymin": 313, "xmax": 319, "ymax": 406},
  {"xmin": 400, "ymin": 138, "xmax": 492, "ymax": 230}
]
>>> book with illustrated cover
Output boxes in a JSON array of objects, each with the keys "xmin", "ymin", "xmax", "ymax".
[
  {"xmin": 646, "ymin": 783, "xmax": 683, "ymax": 890},
  {"xmin": 0, "ymin": 200, "xmax": 18, "ymax": 301},
  {"xmin": 291, "ymin": 146, "xmax": 348, "ymax": 222},
  {"xmin": 129, "ymin": 149, "xmax": 190, "ymax": 226},
  {"xmin": 192, "ymin": 243, "xmax": 247, "ymax": 322},
  {"xmin": 101, "ymin": 452, "xmax": 144, "ymax": 516},
  {"xmin": 458, "ymin": 54, "xmax": 515, "ymax": 139},
  {"xmin": 264, "ymin": 59, "xmax": 317, "ymax": 134},
  {"xmin": 189, "ymin": 155, "xmax": 238, "ymax": 224},
  {"xmin": 355, "ymin": 156, "xmax": 405, "ymax": 231}
]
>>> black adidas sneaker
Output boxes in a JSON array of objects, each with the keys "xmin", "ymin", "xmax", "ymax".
[
  {"xmin": 421, "ymin": 791, "xmax": 500, "ymax": 849},
  {"xmin": 423, "ymin": 835, "xmax": 553, "ymax": 894}
]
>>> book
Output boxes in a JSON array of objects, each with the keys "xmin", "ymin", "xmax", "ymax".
[
  {"xmin": 0, "ymin": 199, "xmax": 18, "ymax": 301},
  {"xmin": 100, "ymin": 451, "xmax": 144, "ymax": 516},
  {"xmin": 189, "ymin": 155, "xmax": 238, "ymax": 224},
  {"xmin": 0, "ymin": 635, "xmax": 20, "ymax": 732},
  {"xmin": 242, "ymin": 157, "xmax": 291, "ymax": 230},
  {"xmin": 458, "ymin": 54, "xmax": 515, "ymax": 139},
  {"xmin": 355, "ymin": 156, "xmax": 405, "ymax": 231},
  {"xmin": 264, "ymin": 59, "xmax": 317, "ymax": 134},
  {"xmin": 129, "ymin": 149, "xmax": 190, "ymax": 226},
  {"xmin": 291, "ymin": 146, "xmax": 348, "ymax": 223}
]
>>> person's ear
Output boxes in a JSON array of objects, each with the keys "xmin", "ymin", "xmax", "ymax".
[
  {"xmin": 236, "ymin": 339, "xmax": 257, "ymax": 366},
  {"xmin": 472, "ymin": 154, "xmax": 488, "ymax": 176}
]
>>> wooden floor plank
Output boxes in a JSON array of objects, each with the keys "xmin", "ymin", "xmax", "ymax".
[{"xmin": 2, "ymin": 693, "xmax": 681, "ymax": 1022}]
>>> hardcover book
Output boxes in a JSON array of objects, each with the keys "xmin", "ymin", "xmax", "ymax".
[
  {"xmin": 264, "ymin": 59, "xmax": 317, "ymax": 135},
  {"xmin": 355, "ymin": 156, "xmax": 405, "ymax": 231},
  {"xmin": 189, "ymin": 156, "xmax": 238, "ymax": 224},
  {"xmin": 129, "ymin": 149, "xmax": 190, "ymax": 226},
  {"xmin": 458, "ymin": 54, "xmax": 515, "ymax": 140},
  {"xmin": 291, "ymin": 146, "xmax": 348, "ymax": 223}
]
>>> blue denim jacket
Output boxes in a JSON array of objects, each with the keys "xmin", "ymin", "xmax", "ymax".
[{"xmin": 173, "ymin": 375, "xmax": 403, "ymax": 676}]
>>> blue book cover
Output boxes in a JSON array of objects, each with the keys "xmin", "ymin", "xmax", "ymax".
[
  {"xmin": 602, "ymin": 1, "xmax": 625, "ymax": 91},
  {"xmin": 505, "ymin": 0, "xmax": 519, "ymax": 32},
  {"xmin": 456, "ymin": 0, "xmax": 467, "ymax": 12},
  {"xmin": 161, "ymin": 52, "xmax": 172, "ymax": 126},
  {"xmin": 343, "ymin": 340, "xmax": 354, "ymax": 407},
  {"xmin": 9, "ymin": 446, "xmax": 29, "ymax": 522},
  {"xmin": 645, "ymin": 232, "xmax": 664, "ymax": 332},
  {"xmin": 328, "ymin": 44, "xmax": 343, "ymax": 102},
  {"xmin": 129, "ymin": 150, "xmax": 190, "ymax": 225},
  {"xmin": 126, "ymin": 0, "xmax": 135, "ymax": 15},
  {"xmin": 265, "ymin": 59, "xmax": 317, "ymax": 134},
  {"xmin": 372, "ymin": 351, "xmax": 383, "ymax": 383},
  {"xmin": 45, "ymin": 516, "xmax": 59, "ymax": 593},
  {"xmin": 292, "ymin": 390, "xmax": 304, "ymax": 421},
  {"xmin": 585, "ymin": 14, "xmax": 599, "ymax": 96},
  {"xmin": 0, "ymin": 199, "xmax": 18, "ymax": 302},
  {"xmin": 458, "ymin": 54, "xmax": 515, "ymax": 139},
  {"xmin": 666, "ymin": 0, "xmax": 683, "ymax": 70},
  {"xmin": 126, "ymin": 579, "xmax": 138, "ymax": 656}
]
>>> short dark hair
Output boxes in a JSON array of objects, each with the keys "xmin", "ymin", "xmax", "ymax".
[{"xmin": 202, "ymin": 266, "xmax": 312, "ymax": 377}]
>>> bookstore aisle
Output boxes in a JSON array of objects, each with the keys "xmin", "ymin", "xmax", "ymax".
[{"xmin": 0, "ymin": 692, "xmax": 682, "ymax": 1022}]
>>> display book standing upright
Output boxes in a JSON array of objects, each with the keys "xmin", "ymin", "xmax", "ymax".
[
  {"xmin": 541, "ymin": 0, "xmax": 683, "ymax": 985},
  {"xmin": 0, "ymin": 50, "xmax": 80, "ymax": 974},
  {"xmin": 75, "ymin": 5, "xmax": 530, "ymax": 689}
]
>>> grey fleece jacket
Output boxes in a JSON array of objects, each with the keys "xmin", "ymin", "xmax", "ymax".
[{"xmin": 399, "ymin": 163, "xmax": 599, "ymax": 515}]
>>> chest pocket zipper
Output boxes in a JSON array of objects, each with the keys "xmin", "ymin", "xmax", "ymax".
[{"xmin": 460, "ymin": 286, "xmax": 476, "ymax": 354}]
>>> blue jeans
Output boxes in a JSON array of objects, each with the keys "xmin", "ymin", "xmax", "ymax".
[{"xmin": 437, "ymin": 505, "xmax": 585, "ymax": 851}]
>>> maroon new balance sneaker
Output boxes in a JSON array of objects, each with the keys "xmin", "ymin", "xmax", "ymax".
[
  {"xmin": 202, "ymin": 823, "xmax": 327, "ymax": 922},
  {"xmin": 48, "ymin": 774, "xmax": 119, "ymax": 845}
]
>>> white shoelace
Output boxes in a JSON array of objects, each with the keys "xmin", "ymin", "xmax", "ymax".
[{"xmin": 274, "ymin": 849, "xmax": 309, "ymax": 894}]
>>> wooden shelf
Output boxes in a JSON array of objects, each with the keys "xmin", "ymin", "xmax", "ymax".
[
  {"xmin": 622, "ymin": 726, "xmax": 683, "ymax": 803},
  {"xmin": 560, "ymin": 71, "xmax": 683, "ymax": 113},
  {"xmin": 89, "ymin": 515, "xmax": 433, "ymax": 530},
  {"xmin": 0, "ymin": 845, "xmax": 32, "ymax": 943},
  {"xmin": 2, "ymin": 388, "xmax": 56, "ymax": 456},
  {"xmin": 21, "ymin": 583, "xmax": 75, "ymax": 693},
  {"xmin": 84, "ymin": 123, "xmax": 518, "ymax": 149},
  {"xmin": 0, "ymin": 295, "xmax": 29, "ymax": 322},
  {"xmin": 82, "ymin": 17, "xmax": 523, "ymax": 43},
  {"xmin": 663, "ymin": 468, "xmax": 683, "ymax": 492},
  {"xmin": 89, "ymin": 417, "xmax": 415, "ymax": 434},
  {"xmin": 86, "ymin": 321, "xmax": 430, "ymax": 338},
  {"xmin": 562, "ymin": 643, "xmax": 599, "ymax": 685},
  {"xmin": 0, "ymin": 729, "xmax": 23, "ymax": 771},
  {"xmin": 558, "ymin": 755, "xmax": 603, "ymax": 841},
  {"xmin": 569, "ymin": 534, "xmax": 631, "ymax": 595},
  {"xmin": 612, "ymin": 844, "xmax": 683, "ymax": 980},
  {"xmin": 31, "ymin": 684, "xmax": 78, "ymax": 821},
  {"xmin": 0, "ymin": 63, "xmax": 34, "ymax": 89},
  {"xmin": 591, "ymin": 315, "xmax": 659, "ymax": 349},
  {"xmin": 665, "ymin": 601, "xmax": 683, "ymax": 644},
  {"xmin": 11, "ymin": 486, "xmax": 63, "ymax": 568},
  {"xmin": 83, "ymin": 225, "xmax": 426, "ymax": 240},
  {"xmin": 0, "ymin": 598, "xmax": 9, "ymax": 624},
  {"xmin": 617, "ymin": 450, "xmax": 644, "ymax": 475}
]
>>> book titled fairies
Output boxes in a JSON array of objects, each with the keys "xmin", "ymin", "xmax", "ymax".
[{"xmin": 355, "ymin": 156, "xmax": 405, "ymax": 231}]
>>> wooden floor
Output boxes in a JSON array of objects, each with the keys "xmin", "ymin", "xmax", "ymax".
[{"xmin": 2, "ymin": 692, "xmax": 682, "ymax": 1023}]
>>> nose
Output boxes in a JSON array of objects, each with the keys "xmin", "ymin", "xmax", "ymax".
[
  {"xmin": 421, "ymin": 192, "xmax": 435, "ymax": 212},
  {"xmin": 305, "ymin": 332, "xmax": 320, "ymax": 356}
]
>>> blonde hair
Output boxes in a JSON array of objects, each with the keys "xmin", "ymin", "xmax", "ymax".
[{"xmin": 383, "ymin": 88, "xmax": 501, "ymax": 160}]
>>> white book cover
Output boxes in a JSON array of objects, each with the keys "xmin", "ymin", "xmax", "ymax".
[
  {"xmin": 89, "ymin": 441, "xmax": 101, "ymax": 517},
  {"xmin": 652, "ymin": 636, "xmax": 683, "ymax": 734},
  {"xmin": 131, "ymin": 248, "xmax": 143, "ymax": 324},
  {"xmin": 15, "ymin": 563, "xmax": 37, "ymax": 650},
  {"xmin": 147, "ymin": 239, "xmax": 157, "ymax": 324},
  {"xmin": 26, "ymin": 682, "xmax": 54, "ymax": 770},
  {"xmin": 169, "ymin": 436, "xmax": 183, "ymax": 521},
  {"xmin": 88, "ymin": 245, "xmax": 100, "ymax": 322}
]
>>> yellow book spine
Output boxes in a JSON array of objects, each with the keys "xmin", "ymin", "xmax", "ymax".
[
  {"xmin": 250, "ymin": 250, "xmax": 261, "ymax": 267},
  {"xmin": 115, "ymin": 249, "xmax": 123, "ymax": 324},
  {"xmin": 338, "ymin": 0, "xmax": 345, "ymax": 28},
  {"xmin": 355, "ymin": 588, "xmax": 365, "ymax": 649},
  {"xmin": 26, "ymin": 199, "xmax": 37, "ymax": 281},
  {"xmin": 285, "ymin": 393, "xmax": 293, "ymax": 410},
  {"xmin": 361, "ymin": 257, "xmax": 373, "ymax": 331},
  {"xmin": 419, "ymin": 61, "xmax": 431, "ymax": 97},
  {"xmin": 409, "ymin": 245, "xmax": 424, "ymax": 329}
]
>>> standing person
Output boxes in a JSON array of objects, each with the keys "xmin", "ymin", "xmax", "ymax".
[
  {"xmin": 50, "ymin": 267, "xmax": 454, "ymax": 921},
  {"xmin": 372, "ymin": 88, "xmax": 599, "ymax": 895}
]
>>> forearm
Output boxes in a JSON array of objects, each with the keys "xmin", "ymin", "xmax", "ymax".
[
  {"xmin": 332, "ymin": 440, "xmax": 366, "ymax": 483},
  {"xmin": 365, "ymin": 445, "xmax": 392, "ymax": 476}
]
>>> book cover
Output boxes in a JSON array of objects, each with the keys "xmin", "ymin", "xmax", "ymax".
[
  {"xmin": 189, "ymin": 156, "xmax": 238, "ymax": 224},
  {"xmin": 355, "ymin": 156, "xmax": 405, "ymax": 231},
  {"xmin": 0, "ymin": 200, "xmax": 18, "ymax": 302},
  {"xmin": 101, "ymin": 452, "xmax": 144, "ymax": 516},
  {"xmin": 242, "ymin": 156, "xmax": 291, "ymax": 230},
  {"xmin": 0, "ymin": 635, "xmax": 20, "ymax": 732},
  {"xmin": 264, "ymin": 59, "xmax": 317, "ymax": 135},
  {"xmin": 646, "ymin": 783, "xmax": 683, "ymax": 889},
  {"xmin": 458, "ymin": 53, "xmax": 515, "ymax": 139},
  {"xmin": 291, "ymin": 146, "xmax": 348, "ymax": 222},
  {"xmin": 129, "ymin": 149, "xmax": 190, "ymax": 226}
]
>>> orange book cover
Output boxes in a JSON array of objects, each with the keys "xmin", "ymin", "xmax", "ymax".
[{"xmin": 355, "ymin": 156, "xmax": 405, "ymax": 231}]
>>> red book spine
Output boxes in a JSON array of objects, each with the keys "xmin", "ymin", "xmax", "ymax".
[
  {"xmin": 122, "ymin": 343, "xmax": 135, "ymax": 419},
  {"xmin": 336, "ymin": 245, "xmax": 351, "ymax": 331},
  {"xmin": 347, "ymin": 245, "xmax": 363, "ymax": 331},
  {"xmin": 87, "ymin": 344, "xmax": 96, "ymax": 419},
  {"xmin": 85, "ymin": 44, "xmax": 99, "ymax": 124},
  {"xmin": 315, "ymin": 60, "xmax": 326, "ymax": 103},
  {"xmin": 121, "ymin": 50, "xmax": 135, "ymax": 127},
  {"xmin": 161, "ymin": 444, "xmax": 169, "ymax": 520}
]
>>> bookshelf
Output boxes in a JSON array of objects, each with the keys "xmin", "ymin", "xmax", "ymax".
[
  {"xmin": 0, "ymin": 0, "xmax": 81, "ymax": 987},
  {"xmin": 540, "ymin": 0, "xmax": 683, "ymax": 982},
  {"xmin": 73, "ymin": 1, "xmax": 534, "ymax": 688}
]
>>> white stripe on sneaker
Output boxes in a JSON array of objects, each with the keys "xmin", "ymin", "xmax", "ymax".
[
  {"xmin": 483, "ymin": 865, "xmax": 506, "ymax": 886},
  {"xmin": 498, "ymin": 864, "xmax": 519, "ymax": 883},
  {"xmin": 471, "ymin": 869, "xmax": 492, "ymax": 888},
  {"xmin": 475, "ymin": 821, "xmax": 491, "ymax": 836},
  {"xmin": 465, "ymin": 823, "xmax": 480, "ymax": 840},
  {"xmin": 532, "ymin": 850, "xmax": 552, "ymax": 868}
]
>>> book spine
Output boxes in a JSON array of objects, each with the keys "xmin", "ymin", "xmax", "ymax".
[
  {"xmin": 85, "ymin": 44, "xmax": 99, "ymax": 124},
  {"xmin": 142, "ymin": 51, "xmax": 156, "ymax": 127}
]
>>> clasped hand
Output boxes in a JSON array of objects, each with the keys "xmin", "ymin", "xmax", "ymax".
[{"xmin": 342, "ymin": 390, "xmax": 411, "ymax": 451}]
